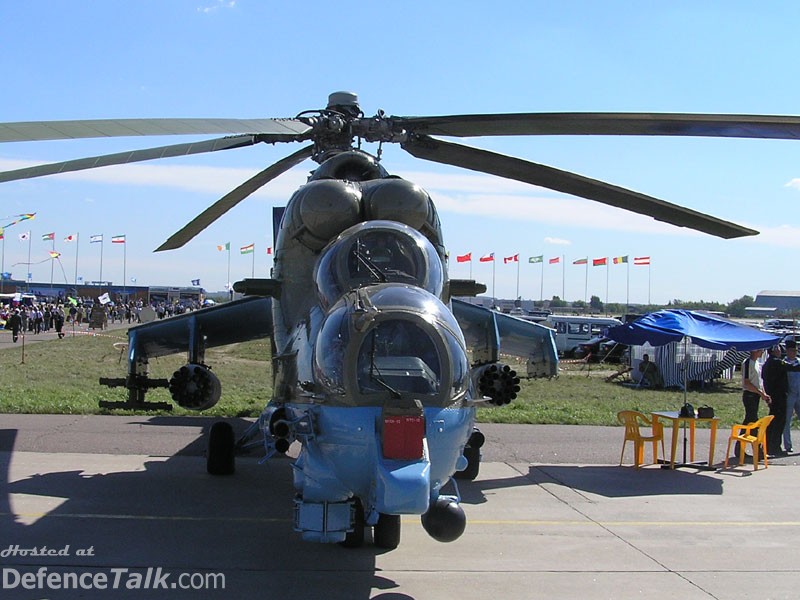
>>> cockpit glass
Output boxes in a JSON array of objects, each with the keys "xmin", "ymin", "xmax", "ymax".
[
  {"xmin": 315, "ymin": 221, "xmax": 444, "ymax": 310},
  {"xmin": 357, "ymin": 320, "xmax": 441, "ymax": 396}
]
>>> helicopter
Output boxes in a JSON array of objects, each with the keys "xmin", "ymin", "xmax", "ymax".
[{"xmin": 1, "ymin": 91, "xmax": 797, "ymax": 548}]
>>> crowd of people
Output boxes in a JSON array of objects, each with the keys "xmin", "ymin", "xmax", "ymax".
[
  {"xmin": 1, "ymin": 296, "xmax": 205, "ymax": 342},
  {"xmin": 741, "ymin": 340, "xmax": 800, "ymax": 457}
]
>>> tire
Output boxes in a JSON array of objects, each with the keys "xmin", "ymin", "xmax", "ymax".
[
  {"xmin": 340, "ymin": 499, "xmax": 365, "ymax": 548},
  {"xmin": 374, "ymin": 513, "xmax": 401, "ymax": 549},
  {"xmin": 206, "ymin": 421, "xmax": 235, "ymax": 475},
  {"xmin": 454, "ymin": 445, "xmax": 481, "ymax": 480}
]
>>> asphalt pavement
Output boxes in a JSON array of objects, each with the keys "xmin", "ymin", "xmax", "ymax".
[{"xmin": 2, "ymin": 414, "xmax": 800, "ymax": 599}]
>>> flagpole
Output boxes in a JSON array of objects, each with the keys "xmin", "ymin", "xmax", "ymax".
[
  {"xmin": 584, "ymin": 262, "xmax": 588, "ymax": 304},
  {"xmin": 626, "ymin": 260, "xmax": 630, "ymax": 311},
  {"xmin": 561, "ymin": 255, "xmax": 565, "ymax": 300},
  {"xmin": 74, "ymin": 233, "xmax": 79, "ymax": 287},
  {"xmin": 50, "ymin": 235, "xmax": 55, "ymax": 288},
  {"xmin": 123, "ymin": 239, "xmax": 127, "ymax": 297},
  {"xmin": 227, "ymin": 243, "xmax": 231, "ymax": 300},
  {"xmin": 26, "ymin": 233, "xmax": 31, "ymax": 292},
  {"xmin": 648, "ymin": 261, "xmax": 652, "ymax": 306},
  {"xmin": 469, "ymin": 257, "xmax": 472, "ymax": 280},
  {"xmin": 99, "ymin": 235, "xmax": 104, "ymax": 291},
  {"xmin": 605, "ymin": 262, "xmax": 609, "ymax": 310},
  {"xmin": 492, "ymin": 258, "xmax": 496, "ymax": 307},
  {"xmin": 1, "ymin": 234, "xmax": 4, "ymax": 294},
  {"xmin": 252, "ymin": 243, "xmax": 255, "ymax": 278},
  {"xmin": 539, "ymin": 261, "xmax": 543, "ymax": 302},
  {"xmin": 515, "ymin": 255, "xmax": 520, "ymax": 300}
]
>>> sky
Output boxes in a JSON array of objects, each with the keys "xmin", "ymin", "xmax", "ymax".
[{"xmin": 2, "ymin": 1, "xmax": 800, "ymax": 306}]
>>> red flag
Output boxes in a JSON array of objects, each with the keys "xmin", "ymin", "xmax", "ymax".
[
  {"xmin": 266, "ymin": 247, "xmax": 273, "ymax": 254},
  {"xmin": 593, "ymin": 257, "xmax": 607, "ymax": 266},
  {"xmin": 633, "ymin": 256, "xmax": 651, "ymax": 266},
  {"xmin": 479, "ymin": 253, "xmax": 495, "ymax": 262},
  {"xmin": 456, "ymin": 252, "xmax": 471, "ymax": 263},
  {"xmin": 503, "ymin": 254, "xmax": 519, "ymax": 264},
  {"xmin": 548, "ymin": 256, "xmax": 560, "ymax": 264}
]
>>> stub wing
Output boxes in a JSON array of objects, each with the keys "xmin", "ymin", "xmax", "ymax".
[{"xmin": 451, "ymin": 299, "xmax": 558, "ymax": 378}]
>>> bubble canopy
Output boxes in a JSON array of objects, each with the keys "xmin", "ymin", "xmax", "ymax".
[
  {"xmin": 313, "ymin": 285, "xmax": 469, "ymax": 407},
  {"xmin": 314, "ymin": 221, "xmax": 444, "ymax": 310}
]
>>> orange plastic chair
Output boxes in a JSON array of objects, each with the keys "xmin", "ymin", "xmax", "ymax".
[
  {"xmin": 724, "ymin": 414, "xmax": 774, "ymax": 470},
  {"xmin": 617, "ymin": 410, "xmax": 664, "ymax": 468}
]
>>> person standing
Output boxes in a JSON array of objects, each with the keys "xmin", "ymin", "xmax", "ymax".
[
  {"xmin": 6, "ymin": 309, "xmax": 22, "ymax": 343},
  {"xmin": 742, "ymin": 348, "xmax": 770, "ymax": 424},
  {"xmin": 784, "ymin": 340, "xmax": 800, "ymax": 453},
  {"xmin": 762, "ymin": 345, "xmax": 788, "ymax": 456}
]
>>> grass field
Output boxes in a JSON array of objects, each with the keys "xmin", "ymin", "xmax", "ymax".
[{"xmin": 0, "ymin": 326, "xmax": 758, "ymax": 427}]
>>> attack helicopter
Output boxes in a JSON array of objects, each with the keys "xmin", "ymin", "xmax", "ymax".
[{"xmin": 1, "ymin": 91, "xmax": 798, "ymax": 548}]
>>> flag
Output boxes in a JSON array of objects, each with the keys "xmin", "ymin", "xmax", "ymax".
[
  {"xmin": 90, "ymin": 234, "xmax": 103, "ymax": 243},
  {"xmin": 18, "ymin": 232, "xmax": 30, "ymax": 241},
  {"xmin": 42, "ymin": 232, "xmax": 55, "ymax": 241},
  {"xmin": 191, "ymin": 279, "xmax": 200, "ymax": 286},
  {"xmin": 503, "ymin": 254, "xmax": 519, "ymax": 264},
  {"xmin": 111, "ymin": 235, "xmax": 126, "ymax": 244},
  {"xmin": 593, "ymin": 257, "xmax": 607, "ymax": 266},
  {"xmin": 240, "ymin": 243, "xmax": 255, "ymax": 254},
  {"xmin": 613, "ymin": 255, "xmax": 628, "ymax": 265},
  {"xmin": 529, "ymin": 255, "xmax": 543, "ymax": 264},
  {"xmin": 64, "ymin": 234, "xmax": 77, "ymax": 242},
  {"xmin": 573, "ymin": 257, "xmax": 588, "ymax": 265},
  {"xmin": 0, "ymin": 230, "xmax": 4, "ymax": 241},
  {"xmin": 98, "ymin": 292, "xmax": 112, "ymax": 305},
  {"xmin": 48, "ymin": 251, "xmax": 61, "ymax": 259},
  {"xmin": 217, "ymin": 242, "xmax": 230, "ymax": 251},
  {"xmin": 266, "ymin": 247, "xmax": 273, "ymax": 255},
  {"xmin": 479, "ymin": 253, "xmax": 494, "ymax": 262},
  {"xmin": 456, "ymin": 252, "xmax": 472, "ymax": 263},
  {"xmin": 633, "ymin": 256, "xmax": 651, "ymax": 266},
  {"xmin": 549, "ymin": 256, "xmax": 560, "ymax": 264},
  {"xmin": 67, "ymin": 297, "xmax": 78, "ymax": 306}
]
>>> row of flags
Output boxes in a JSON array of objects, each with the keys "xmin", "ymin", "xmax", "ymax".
[
  {"xmin": 6, "ymin": 232, "xmax": 127, "ymax": 244},
  {"xmin": 456, "ymin": 253, "xmax": 652, "ymax": 266},
  {"xmin": 217, "ymin": 242, "xmax": 273, "ymax": 255}
]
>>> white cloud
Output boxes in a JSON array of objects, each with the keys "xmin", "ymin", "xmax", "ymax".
[
  {"xmin": 545, "ymin": 237, "xmax": 571, "ymax": 245},
  {"xmin": 198, "ymin": 1, "xmax": 236, "ymax": 13}
]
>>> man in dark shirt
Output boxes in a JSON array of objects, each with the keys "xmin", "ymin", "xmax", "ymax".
[{"xmin": 762, "ymin": 345, "xmax": 789, "ymax": 456}]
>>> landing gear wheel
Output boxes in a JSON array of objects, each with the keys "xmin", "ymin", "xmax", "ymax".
[
  {"xmin": 374, "ymin": 513, "xmax": 401, "ymax": 549},
  {"xmin": 207, "ymin": 421, "xmax": 236, "ymax": 475},
  {"xmin": 340, "ymin": 499, "xmax": 365, "ymax": 548},
  {"xmin": 454, "ymin": 445, "xmax": 481, "ymax": 480}
]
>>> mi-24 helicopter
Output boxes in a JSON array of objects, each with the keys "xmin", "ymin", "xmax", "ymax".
[{"xmin": 1, "ymin": 91, "xmax": 797, "ymax": 548}]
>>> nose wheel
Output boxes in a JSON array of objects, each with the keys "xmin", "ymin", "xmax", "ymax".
[
  {"xmin": 207, "ymin": 421, "xmax": 236, "ymax": 475},
  {"xmin": 454, "ymin": 428, "xmax": 485, "ymax": 481}
]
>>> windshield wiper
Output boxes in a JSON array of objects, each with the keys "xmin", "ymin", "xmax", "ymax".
[
  {"xmin": 353, "ymin": 249, "xmax": 387, "ymax": 283},
  {"xmin": 368, "ymin": 330, "xmax": 401, "ymax": 399}
]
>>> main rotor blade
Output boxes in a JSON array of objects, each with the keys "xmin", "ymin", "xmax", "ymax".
[
  {"xmin": 156, "ymin": 144, "xmax": 314, "ymax": 252},
  {"xmin": 402, "ymin": 135, "xmax": 758, "ymax": 239},
  {"xmin": 0, "ymin": 117, "xmax": 310, "ymax": 143},
  {"xmin": 398, "ymin": 112, "xmax": 800, "ymax": 140},
  {"xmin": 0, "ymin": 135, "xmax": 261, "ymax": 183}
]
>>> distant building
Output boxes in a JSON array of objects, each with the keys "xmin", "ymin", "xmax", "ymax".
[{"xmin": 753, "ymin": 290, "xmax": 800, "ymax": 316}]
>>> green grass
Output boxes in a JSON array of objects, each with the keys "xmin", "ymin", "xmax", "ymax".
[{"xmin": 0, "ymin": 328, "xmax": 758, "ymax": 427}]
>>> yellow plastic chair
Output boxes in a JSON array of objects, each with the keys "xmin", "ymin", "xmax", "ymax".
[
  {"xmin": 617, "ymin": 410, "xmax": 664, "ymax": 468},
  {"xmin": 724, "ymin": 414, "xmax": 774, "ymax": 470}
]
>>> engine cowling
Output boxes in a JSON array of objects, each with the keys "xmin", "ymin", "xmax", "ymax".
[{"xmin": 169, "ymin": 363, "xmax": 221, "ymax": 411}]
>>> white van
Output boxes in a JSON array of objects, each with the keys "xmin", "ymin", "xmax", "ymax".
[{"xmin": 545, "ymin": 315, "xmax": 622, "ymax": 357}]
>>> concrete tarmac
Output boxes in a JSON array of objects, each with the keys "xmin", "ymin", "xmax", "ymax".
[{"xmin": 2, "ymin": 414, "xmax": 800, "ymax": 599}]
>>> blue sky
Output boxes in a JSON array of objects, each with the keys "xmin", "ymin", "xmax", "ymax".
[{"xmin": 2, "ymin": 1, "xmax": 800, "ymax": 305}]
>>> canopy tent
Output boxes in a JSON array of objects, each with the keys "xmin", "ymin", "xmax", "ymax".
[{"xmin": 605, "ymin": 309, "xmax": 780, "ymax": 352}]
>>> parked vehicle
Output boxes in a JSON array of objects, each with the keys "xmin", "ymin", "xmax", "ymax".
[
  {"xmin": 544, "ymin": 315, "xmax": 622, "ymax": 357},
  {"xmin": 574, "ymin": 335, "xmax": 628, "ymax": 363}
]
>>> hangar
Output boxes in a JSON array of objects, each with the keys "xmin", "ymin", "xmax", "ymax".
[{"xmin": 752, "ymin": 290, "xmax": 800, "ymax": 316}]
